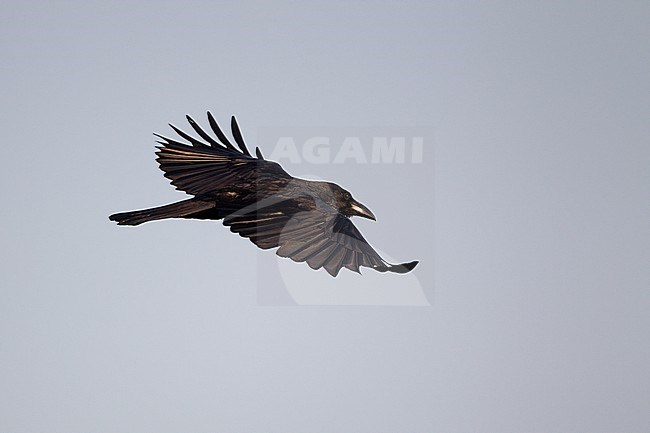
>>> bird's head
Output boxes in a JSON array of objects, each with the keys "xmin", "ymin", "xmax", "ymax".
[{"xmin": 325, "ymin": 183, "xmax": 376, "ymax": 220}]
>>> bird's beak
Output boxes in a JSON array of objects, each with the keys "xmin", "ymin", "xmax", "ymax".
[{"xmin": 350, "ymin": 200, "xmax": 376, "ymax": 221}]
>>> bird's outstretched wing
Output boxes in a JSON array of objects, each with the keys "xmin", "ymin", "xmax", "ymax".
[
  {"xmin": 223, "ymin": 198, "xmax": 418, "ymax": 276},
  {"xmin": 155, "ymin": 113, "xmax": 291, "ymax": 196}
]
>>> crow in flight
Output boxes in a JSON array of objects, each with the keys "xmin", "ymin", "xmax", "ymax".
[{"xmin": 109, "ymin": 113, "xmax": 419, "ymax": 276}]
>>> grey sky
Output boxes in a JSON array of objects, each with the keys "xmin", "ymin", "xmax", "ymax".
[{"xmin": 1, "ymin": 1, "xmax": 648, "ymax": 432}]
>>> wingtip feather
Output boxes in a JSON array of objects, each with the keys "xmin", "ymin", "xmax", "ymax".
[{"xmin": 381, "ymin": 260, "xmax": 419, "ymax": 274}]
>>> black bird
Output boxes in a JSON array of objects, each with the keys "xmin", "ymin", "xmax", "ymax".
[{"xmin": 109, "ymin": 113, "xmax": 419, "ymax": 277}]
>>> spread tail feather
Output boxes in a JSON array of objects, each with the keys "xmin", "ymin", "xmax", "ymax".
[{"xmin": 109, "ymin": 199, "xmax": 216, "ymax": 226}]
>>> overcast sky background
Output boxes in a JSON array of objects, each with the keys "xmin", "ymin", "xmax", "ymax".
[{"xmin": 1, "ymin": 1, "xmax": 648, "ymax": 432}]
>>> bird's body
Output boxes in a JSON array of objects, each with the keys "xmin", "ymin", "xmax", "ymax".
[{"xmin": 109, "ymin": 113, "xmax": 418, "ymax": 276}]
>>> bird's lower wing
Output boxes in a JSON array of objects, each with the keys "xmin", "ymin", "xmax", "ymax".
[
  {"xmin": 224, "ymin": 201, "xmax": 418, "ymax": 276},
  {"xmin": 276, "ymin": 211, "xmax": 418, "ymax": 276}
]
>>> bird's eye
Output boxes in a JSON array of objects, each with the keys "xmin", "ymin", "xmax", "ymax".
[{"xmin": 344, "ymin": 192, "xmax": 351, "ymax": 200}]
